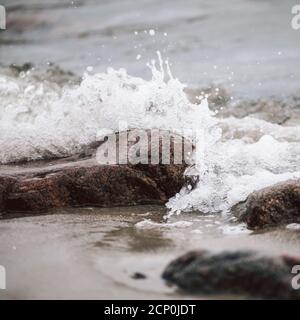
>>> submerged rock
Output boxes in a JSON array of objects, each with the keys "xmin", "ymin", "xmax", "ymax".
[
  {"xmin": 131, "ymin": 272, "xmax": 147, "ymax": 280},
  {"xmin": 232, "ymin": 179, "xmax": 300, "ymax": 230},
  {"xmin": 0, "ymin": 130, "xmax": 191, "ymax": 216},
  {"xmin": 162, "ymin": 250, "xmax": 300, "ymax": 299}
]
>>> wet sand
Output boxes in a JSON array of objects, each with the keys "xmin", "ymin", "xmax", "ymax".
[{"xmin": 0, "ymin": 205, "xmax": 299, "ymax": 299}]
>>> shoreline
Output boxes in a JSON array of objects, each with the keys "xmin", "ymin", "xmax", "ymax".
[{"xmin": 0, "ymin": 205, "xmax": 299, "ymax": 299}]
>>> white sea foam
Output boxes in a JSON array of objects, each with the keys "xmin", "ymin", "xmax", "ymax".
[
  {"xmin": 0, "ymin": 53, "xmax": 210, "ymax": 162},
  {"xmin": 135, "ymin": 219, "xmax": 193, "ymax": 229},
  {"xmin": 0, "ymin": 54, "xmax": 299, "ymax": 214},
  {"xmin": 286, "ymin": 223, "xmax": 300, "ymax": 230},
  {"xmin": 218, "ymin": 224, "xmax": 253, "ymax": 236}
]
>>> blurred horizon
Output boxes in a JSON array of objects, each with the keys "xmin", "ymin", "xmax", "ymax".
[{"xmin": 0, "ymin": 0, "xmax": 299, "ymax": 99}]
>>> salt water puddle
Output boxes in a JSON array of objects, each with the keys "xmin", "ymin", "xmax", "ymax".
[{"xmin": 0, "ymin": 52, "xmax": 299, "ymax": 215}]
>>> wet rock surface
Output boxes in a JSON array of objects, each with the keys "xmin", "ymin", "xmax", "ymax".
[
  {"xmin": 233, "ymin": 179, "xmax": 300, "ymax": 230},
  {"xmin": 162, "ymin": 250, "xmax": 300, "ymax": 299},
  {"xmin": 0, "ymin": 160, "xmax": 186, "ymax": 215},
  {"xmin": 0, "ymin": 130, "xmax": 190, "ymax": 216},
  {"xmin": 186, "ymin": 87, "xmax": 300, "ymax": 126},
  {"xmin": 0, "ymin": 63, "xmax": 80, "ymax": 87}
]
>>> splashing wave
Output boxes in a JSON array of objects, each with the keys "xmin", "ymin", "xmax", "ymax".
[{"xmin": 0, "ymin": 54, "xmax": 299, "ymax": 214}]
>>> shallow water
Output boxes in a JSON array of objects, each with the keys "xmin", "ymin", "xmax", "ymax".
[{"xmin": 0, "ymin": 206, "xmax": 299, "ymax": 299}]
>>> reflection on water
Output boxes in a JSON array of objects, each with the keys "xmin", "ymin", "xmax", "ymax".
[{"xmin": 96, "ymin": 226, "xmax": 173, "ymax": 252}]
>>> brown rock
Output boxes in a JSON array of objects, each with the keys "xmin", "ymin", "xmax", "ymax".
[
  {"xmin": 0, "ymin": 130, "xmax": 191, "ymax": 216},
  {"xmin": 232, "ymin": 179, "xmax": 300, "ymax": 230}
]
